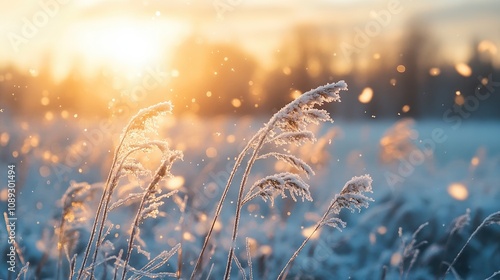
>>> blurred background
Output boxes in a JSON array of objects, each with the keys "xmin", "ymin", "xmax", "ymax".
[
  {"xmin": 1, "ymin": 1, "xmax": 500, "ymax": 278},
  {"xmin": 1, "ymin": 0, "xmax": 499, "ymax": 119}
]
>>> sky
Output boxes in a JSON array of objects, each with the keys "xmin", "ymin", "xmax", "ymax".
[{"xmin": 0, "ymin": 0, "xmax": 499, "ymax": 80}]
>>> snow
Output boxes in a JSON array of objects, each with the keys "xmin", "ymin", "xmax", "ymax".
[{"xmin": 0, "ymin": 115, "xmax": 499, "ymax": 279}]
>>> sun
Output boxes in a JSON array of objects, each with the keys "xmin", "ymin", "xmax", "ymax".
[
  {"xmin": 68, "ymin": 17, "xmax": 176, "ymax": 76},
  {"xmin": 94, "ymin": 23, "xmax": 158, "ymax": 68}
]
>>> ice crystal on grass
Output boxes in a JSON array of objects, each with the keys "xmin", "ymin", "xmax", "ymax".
[
  {"xmin": 257, "ymin": 152, "xmax": 314, "ymax": 178},
  {"xmin": 398, "ymin": 222, "xmax": 429, "ymax": 280},
  {"xmin": 124, "ymin": 102, "xmax": 173, "ymax": 136},
  {"xmin": 76, "ymin": 102, "xmax": 182, "ymax": 280},
  {"xmin": 278, "ymin": 175, "xmax": 373, "ymax": 279},
  {"xmin": 244, "ymin": 172, "xmax": 312, "ymax": 206},
  {"xmin": 450, "ymin": 208, "xmax": 470, "ymax": 235},
  {"xmin": 485, "ymin": 270, "xmax": 500, "ymax": 280},
  {"xmin": 15, "ymin": 262, "xmax": 30, "ymax": 280},
  {"xmin": 245, "ymin": 238, "xmax": 254, "ymax": 280},
  {"xmin": 128, "ymin": 244, "xmax": 181, "ymax": 280},
  {"xmin": 330, "ymin": 175, "xmax": 374, "ymax": 213},
  {"xmin": 444, "ymin": 210, "xmax": 500, "ymax": 278},
  {"xmin": 190, "ymin": 81, "xmax": 351, "ymax": 279},
  {"xmin": 121, "ymin": 125, "xmax": 183, "ymax": 280},
  {"xmin": 60, "ymin": 182, "xmax": 98, "ymax": 223},
  {"xmin": 269, "ymin": 82, "xmax": 344, "ymax": 137},
  {"xmin": 268, "ymin": 131, "xmax": 316, "ymax": 146},
  {"xmin": 57, "ymin": 182, "xmax": 101, "ymax": 280},
  {"xmin": 188, "ymin": 81, "xmax": 374, "ymax": 280},
  {"xmin": 53, "ymin": 81, "xmax": 374, "ymax": 280},
  {"xmin": 483, "ymin": 211, "xmax": 500, "ymax": 226},
  {"xmin": 319, "ymin": 175, "xmax": 374, "ymax": 231}
]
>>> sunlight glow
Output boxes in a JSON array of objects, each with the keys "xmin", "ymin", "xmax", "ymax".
[
  {"xmin": 282, "ymin": 66, "xmax": 292, "ymax": 75},
  {"xmin": 183, "ymin": 232, "xmax": 195, "ymax": 241},
  {"xmin": 448, "ymin": 183, "xmax": 468, "ymax": 200},
  {"xmin": 68, "ymin": 17, "xmax": 174, "ymax": 75},
  {"xmin": 301, "ymin": 225, "xmax": 321, "ymax": 239},
  {"xmin": 231, "ymin": 98, "xmax": 242, "ymax": 108},
  {"xmin": 246, "ymin": 238, "xmax": 258, "ymax": 257},
  {"xmin": 377, "ymin": 226, "xmax": 387, "ymax": 235},
  {"xmin": 205, "ymin": 147, "xmax": 218, "ymax": 158},
  {"xmin": 39, "ymin": 166, "xmax": 51, "ymax": 177},
  {"xmin": 166, "ymin": 176, "xmax": 185, "ymax": 190},
  {"xmin": 0, "ymin": 189, "xmax": 7, "ymax": 202},
  {"xmin": 358, "ymin": 87, "xmax": 373, "ymax": 103},
  {"xmin": 41, "ymin": 97, "xmax": 50, "ymax": 106},
  {"xmin": 42, "ymin": 151, "xmax": 51, "ymax": 161},
  {"xmin": 290, "ymin": 89, "xmax": 302, "ymax": 100},
  {"xmin": 369, "ymin": 233, "xmax": 376, "ymax": 244},
  {"xmin": 259, "ymin": 245, "xmax": 272, "ymax": 256},
  {"xmin": 429, "ymin": 67, "xmax": 441, "ymax": 76},
  {"xmin": 471, "ymin": 156, "xmax": 479, "ymax": 166},
  {"xmin": 0, "ymin": 133, "xmax": 9, "ymax": 146},
  {"xmin": 226, "ymin": 134, "xmax": 235, "ymax": 143},
  {"xmin": 61, "ymin": 110, "xmax": 69, "ymax": 119},
  {"xmin": 391, "ymin": 253, "xmax": 402, "ymax": 266},
  {"xmin": 478, "ymin": 40, "xmax": 498, "ymax": 55},
  {"xmin": 455, "ymin": 95, "xmax": 465, "ymax": 106},
  {"xmin": 455, "ymin": 63, "xmax": 472, "ymax": 77},
  {"xmin": 44, "ymin": 111, "xmax": 54, "ymax": 121}
]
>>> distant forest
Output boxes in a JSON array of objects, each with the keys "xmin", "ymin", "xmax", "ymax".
[{"xmin": 1, "ymin": 23, "xmax": 499, "ymax": 120}]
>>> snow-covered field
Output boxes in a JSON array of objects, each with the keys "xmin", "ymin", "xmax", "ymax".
[{"xmin": 1, "ymin": 111, "xmax": 499, "ymax": 279}]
